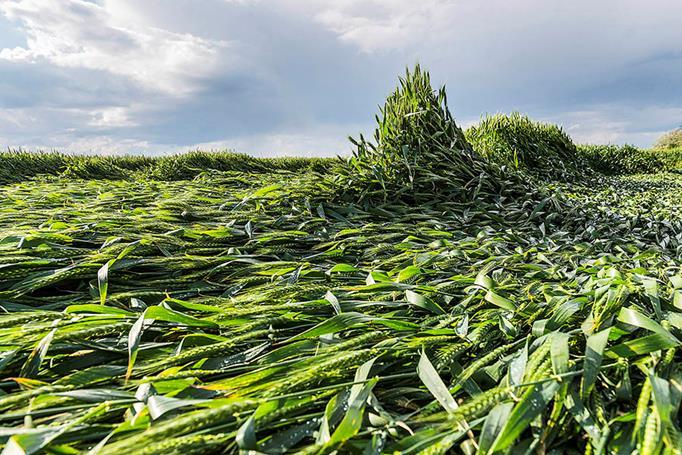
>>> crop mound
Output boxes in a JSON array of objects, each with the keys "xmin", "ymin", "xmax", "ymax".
[
  {"xmin": 655, "ymin": 128, "xmax": 682, "ymax": 150},
  {"xmin": 465, "ymin": 113, "xmax": 584, "ymax": 180},
  {"xmin": 336, "ymin": 66, "xmax": 526, "ymax": 203},
  {"xmin": 577, "ymin": 144, "xmax": 667, "ymax": 175}
]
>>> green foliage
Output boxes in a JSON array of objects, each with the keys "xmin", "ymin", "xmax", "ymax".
[
  {"xmin": 654, "ymin": 128, "xmax": 682, "ymax": 150},
  {"xmin": 0, "ymin": 67, "xmax": 682, "ymax": 454},
  {"xmin": 0, "ymin": 150, "xmax": 70, "ymax": 183},
  {"xmin": 145, "ymin": 151, "xmax": 333, "ymax": 180},
  {"xmin": 658, "ymin": 147, "xmax": 682, "ymax": 171},
  {"xmin": 0, "ymin": 149, "xmax": 334, "ymax": 183},
  {"xmin": 577, "ymin": 144, "xmax": 682, "ymax": 175},
  {"xmin": 577, "ymin": 144, "xmax": 666, "ymax": 175},
  {"xmin": 60, "ymin": 155, "xmax": 154, "ymax": 180},
  {"xmin": 0, "ymin": 164, "xmax": 680, "ymax": 454},
  {"xmin": 337, "ymin": 65, "xmax": 522, "ymax": 203},
  {"xmin": 465, "ymin": 113, "xmax": 584, "ymax": 180}
]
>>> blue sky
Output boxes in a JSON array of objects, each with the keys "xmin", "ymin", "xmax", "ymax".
[{"xmin": 1, "ymin": 0, "xmax": 681, "ymax": 156}]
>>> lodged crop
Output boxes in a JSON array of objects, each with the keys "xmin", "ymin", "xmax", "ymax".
[
  {"xmin": 654, "ymin": 128, "xmax": 682, "ymax": 150},
  {"xmin": 465, "ymin": 112, "xmax": 585, "ymax": 180},
  {"xmin": 577, "ymin": 144, "xmax": 666, "ymax": 175},
  {"xmin": 0, "ymin": 66, "xmax": 681, "ymax": 454},
  {"xmin": 0, "ymin": 149, "xmax": 334, "ymax": 184}
]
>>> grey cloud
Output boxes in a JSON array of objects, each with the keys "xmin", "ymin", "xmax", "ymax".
[
  {"xmin": 0, "ymin": 0, "xmax": 681, "ymax": 154},
  {"xmin": 0, "ymin": 61, "xmax": 148, "ymax": 109}
]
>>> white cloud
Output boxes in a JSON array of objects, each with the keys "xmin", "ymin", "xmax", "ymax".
[
  {"xmin": 190, "ymin": 124, "xmax": 363, "ymax": 158},
  {"xmin": 4, "ymin": 130, "xmax": 172, "ymax": 155},
  {"xmin": 88, "ymin": 107, "xmax": 137, "ymax": 128},
  {"xmin": 314, "ymin": 0, "xmax": 682, "ymax": 59},
  {"xmin": 54, "ymin": 135, "xmax": 167, "ymax": 155},
  {"xmin": 314, "ymin": 0, "xmax": 459, "ymax": 54},
  {"xmin": 0, "ymin": 102, "xmax": 363, "ymax": 156},
  {"xmin": 554, "ymin": 105, "xmax": 682, "ymax": 146},
  {"xmin": 0, "ymin": 105, "xmax": 144, "ymax": 146},
  {"xmin": 0, "ymin": 108, "xmax": 32, "ymax": 128},
  {"xmin": 311, "ymin": 0, "xmax": 682, "ymax": 101},
  {"xmin": 0, "ymin": 0, "xmax": 232, "ymax": 95}
]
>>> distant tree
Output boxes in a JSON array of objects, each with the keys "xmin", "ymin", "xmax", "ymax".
[{"xmin": 654, "ymin": 128, "xmax": 682, "ymax": 149}]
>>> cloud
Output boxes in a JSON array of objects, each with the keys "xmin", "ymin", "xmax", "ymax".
[
  {"xmin": 313, "ymin": 1, "xmax": 682, "ymax": 112},
  {"xmin": 48, "ymin": 135, "xmax": 169, "ymax": 155},
  {"xmin": 314, "ymin": 0, "xmax": 458, "ymax": 54},
  {"xmin": 553, "ymin": 105, "xmax": 682, "ymax": 145},
  {"xmin": 0, "ymin": 0, "xmax": 233, "ymax": 95},
  {"xmin": 0, "ymin": 107, "xmax": 31, "ymax": 128},
  {"xmin": 88, "ymin": 107, "xmax": 137, "ymax": 128},
  {"xmin": 3, "ymin": 117, "xmax": 359, "ymax": 157},
  {"xmin": 314, "ymin": 0, "xmax": 682, "ymax": 60},
  {"xmin": 191, "ymin": 124, "xmax": 361, "ymax": 158},
  {"xmin": 1, "ymin": 0, "xmax": 681, "ymax": 154}
]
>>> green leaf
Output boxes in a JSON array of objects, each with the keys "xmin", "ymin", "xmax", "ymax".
[
  {"xmin": 397, "ymin": 266, "xmax": 423, "ymax": 283},
  {"xmin": 641, "ymin": 278, "xmax": 662, "ymax": 318},
  {"xmin": 485, "ymin": 291, "xmax": 516, "ymax": 311},
  {"xmin": 417, "ymin": 351, "xmax": 458, "ymax": 414},
  {"xmin": 671, "ymin": 275, "xmax": 682, "ymax": 290},
  {"xmin": 97, "ymin": 260, "xmax": 112, "ymax": 305},
  {"xmin": 163, "ymin": 298, "xmax": 225, "ymax": 314},
  {"xmin": 477, "ymin": 402, "xmax": 513, "ymax": 455},
  {"xmin": 55, "ymin": 389, "xmax": 135, "ymax": 402},
  {"xmin": 147, "ymin": 395, "xmax": 208, "ymax": 420},
  {"xmin": 313, "ymin": 359, "xmax": 377, "ymax": 448},
  {"xmin": 4, "ymin": 429, "xmax": 62, "ymax": 455},
  {"xmin": 55, "ymin": 365, "xmax": 126, "ymax": 387},
  {"xmin": 650, "ymin": 374, "xmax": 672, "ymax": 425},
  {"xmin": 664, "ymin": 312, "xmax": 682, "ymax": 332},
  {"xmin": 250, "ymin": 184, "xmax": 281, "ymax": 198},
  {"xmin": 550, "ymin": 332, "xmax": 570, "ymax": 375},
  {"xmin": 581, "ymin": 328, "xmax": 610, "ymax": 401},
  {"xmin": 607, "ymin": 333, "xmax": 679, "ymax": 358},
  {"xmin": 366, "ymin": 271, "xmax": 390, "ymax": 285},
  {"xmin": 328, "ymin": 378, "xmax": 378, "ymax": 444},
  {"xmin": 328, "ymin": 264, "xmax": 360, "ymax": 274},
  {"xmin": 348, "ymin": 358, "xmax": 377, "ymax": 405},
  {"xmin": 405, "ymin": 289, "xmax": 444, "ymax": 315},
  {"xmin": 617, "ymin": 307, "xmax": 677, "ymax": 342},
  {"xmin": 492, "ymin": 381, "xmax": 561, "ymax": 451},
  {"xmin": 64, "ymin": 304, "xmax": 133, "ymax": 316},
  {"xmin": 145, "ymin": 304, "xmax": 217, "ymax": 328},
  {"xmin": 20, "ymin": 329, "xmax": 56, "ymax": 378},
  {"xmin": 316, "ymin": 392, "xmax": 347, "ymax": 445},
  {"xmin": 565, "ymin": 388, "xmax": 601, "ymax": 443},
  {"xmin": 474, "ymin": 273, "xmax": 494, "ymax": 290},
  {"xmin": 4, "ymin": 402, "xmax": 110, "ymax": 454},
  {"xmin": 126, "ymin": 314, "xmax": 148, "ymax": 380},
  {"xmin": 289, "ymin": 312, "xmax": 373, "ymax": 341},
  {"xmin": 261, "ymin": 418, "xmax": 321, "ymax": 454},
  {"xmin": 325, "ymin": 290, "xmax": 342, "ymax": 314},
  {"xmin": 507, "ymin": 343, "xmax": 528, "ymax": 387}
]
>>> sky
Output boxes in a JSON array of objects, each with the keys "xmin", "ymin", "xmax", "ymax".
[{"xmin": 0, "ymin": 0, "xmax": 681, "ymax": 156}]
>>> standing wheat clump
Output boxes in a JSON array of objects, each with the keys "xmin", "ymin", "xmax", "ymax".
[{"xmin": 335, "ymin": 65, "xmax": 523, "ymax": 204}]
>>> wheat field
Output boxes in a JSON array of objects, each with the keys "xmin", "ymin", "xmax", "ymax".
[{"xmin": 1, "ymin": 67, "xmax": 682, "ymax": 454}]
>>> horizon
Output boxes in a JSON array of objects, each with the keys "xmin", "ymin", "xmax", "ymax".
[{"xmin": 1, "ymin": 0, "xmax": 682, "ymax": 156}]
